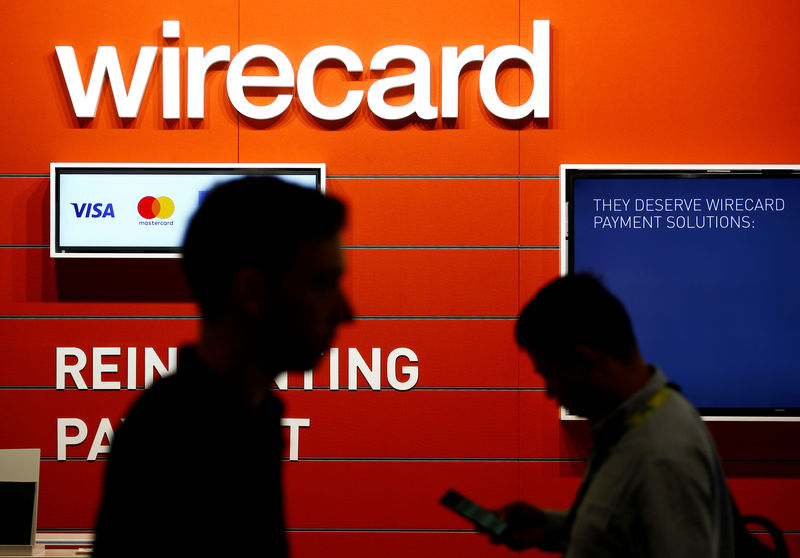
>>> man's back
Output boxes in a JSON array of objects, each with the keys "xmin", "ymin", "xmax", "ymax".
[
  {"xmin": 93, "ymin": 347, "xmax": 288, "ymax": 558},
  {"xmin": 568, "ymin": 369, "xmax": 735, "ymax": 558}
]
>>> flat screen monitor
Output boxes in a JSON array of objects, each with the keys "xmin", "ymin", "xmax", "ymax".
[
  {"xmin": 0, "ymin": 482, "xmax": 36, "ymax": 544},
  {"xmin": 51, "ymin": 163, "xmax": 325, "ymax": 258},
  {"xmin": 562, "ymin": 165, "xmax": 800, "ymax": 420},
  {"xmin": 0, "ymin": 449, "xmax": 41, "ymax": 553}
]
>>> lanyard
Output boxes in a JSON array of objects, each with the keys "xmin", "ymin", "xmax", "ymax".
[{"xmin": 624, "ymin": 384, "xmax": 672, "ymax": 430}]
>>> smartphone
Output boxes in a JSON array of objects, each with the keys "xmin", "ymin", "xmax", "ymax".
[{"xmin": 440, "ymin": 490, "xmax": 508, "ymax": 536}]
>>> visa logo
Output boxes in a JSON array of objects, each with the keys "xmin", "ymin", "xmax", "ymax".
[{"xmin": 70, "ymin": 202, "xmax": 115, "ymax": 218}]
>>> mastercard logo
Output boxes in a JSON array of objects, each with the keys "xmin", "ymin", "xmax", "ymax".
[{"xmin": 138, "ymin": 196, "xmax": 175, "ymax": 219}]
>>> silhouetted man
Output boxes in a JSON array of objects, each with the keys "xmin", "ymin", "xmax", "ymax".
[
  {"xmin": 93, "ymin": 178, "xmax": 352, "ymax": 557},
  {"xmin": 491, "ymin": 274, "xmax": 734, "ymax": 557}
]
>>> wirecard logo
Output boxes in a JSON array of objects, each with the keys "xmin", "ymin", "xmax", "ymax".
[
  {"xmin": 71, "ymin": 202, "xmax": 115, "ymax": 218},
  {"xmin": 138, "ymin": 196, "xmax": 174, "ymax": 226},
  {"xmin": 55, "ymin": 20, "xmax": 550, "ymax": 123}
]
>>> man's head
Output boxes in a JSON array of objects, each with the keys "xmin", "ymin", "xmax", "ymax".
[
  {"xmin": 516, "ymin": 274, "xmax": 644, "ymax": 420},
  {"xmin": 182, "ymin": 177, "xmax": 352, "ymax": 372}
]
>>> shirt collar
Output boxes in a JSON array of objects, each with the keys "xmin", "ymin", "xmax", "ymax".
[
  {"xmin": 592, "ymin": 366, "xmax": 668, "ymax": 448},
  {"xmin": 177, "ymin": 345, "xmax": 284, "ymax": 417}
]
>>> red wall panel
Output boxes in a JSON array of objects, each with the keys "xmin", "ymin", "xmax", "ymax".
[
  {"xmin": 281, "ymin": 391, "xmax": 521, "ymax": 459},
  {"xmin": 38, "ymin": 461, "xmax": 107, "ymax": 529},
  {"xmin": 347, "ymin": 249, "xmax": 520, "ymax": 316},
  {"xmin": 331, "ymin": 319, "xmax": 520, "ymax": 388},
  {"xmin": 2, "ymin": 0, "xmax": 799, "ymax": 550},
  {"xmin": 39, "ymin": 460, "xmax": 800, "ymax": 533},
  {"xmin": 0, "ymin": 248, "xmax": 527, "ymax": 317},
  {"xmin": 518, "ymin": 0, "xmax": 800, "ymax": 174},
  {"xmin": 0, "ymin": 390, "xmax": 522, "ymax": 460},
  {"xmin": 0, "ymin": 178, "xmax": 49, "ymax": 246},
  {"xmin": 0, "ymin": 318, "xmax": 518, "ymax": 388},
  {"xmin": 519, "ymin": 248, "xmax": 560, "ymax": 310},
  {"xmin": 0, "ymin": 249, "xmax": 199, "ymax": 316},
  {"xmin": 519, "ymin": 392, "xmax": 585, "ymax": 460},
  {"xmin": 0, "ymin": 391, "xmax": 139, "ymax": 457},
  {"xmin": 289, "ymin": 532, "xmax": 800, "ymax": 558},
  {"xmin": 284, "ymin": 461, "xmax": 520, "ymax": 529},
  {"xmin": 0, "ymin": 319, "xmax": 197, "ymax": 387},
  {"xmin": 519, "ymin": 178, "xmax": 560, "ymax": 247},
  {"xmin": 709, "ymin": 422, "xmax": 800, "ymax": 462},
  {"xmin": 781, "ymin": 536, "xmax": 800, "ymax": 558},
  {"xmin": 0, "ymin": 0, "xmax": 240, "ymax": 174},
  {"xmin": 728, "ymin": 478, "xmax": 800, "ymax": 531},
  {"xmin": 38, "ymin": 460, "xmax": 523, "ymax": 530},
  {"xmin": 330, "ymin": 178, "xmax": 520, "ymax": 247},
  {"xmin": 287, "ymin": 532, "xmax": 523, "ymax": 558}
]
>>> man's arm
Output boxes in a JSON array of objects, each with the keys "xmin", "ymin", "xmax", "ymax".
[{"xmin": 490, "ymin": 502, "xmax": 569, "ymax": 552}]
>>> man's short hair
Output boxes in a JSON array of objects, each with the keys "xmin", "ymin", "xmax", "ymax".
[
  {"xmin": 516, "ymin": 274, "xmax": 639, "ymax": 362},
  {"xmin": 182, "ymin": 177, "xmax": 345, "ymax": 319}
]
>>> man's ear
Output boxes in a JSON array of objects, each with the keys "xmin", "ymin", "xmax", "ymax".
[
  {"xmin": 572, "ymin": 345, "xmax": 600, "ymax": 376},
  {"xmin": 575, "ymin": 344, "xmax": 619, "ymax": 387},
  {"xmin": 231, "ymin": 267, "xmax": 269, "ymax": 317}
]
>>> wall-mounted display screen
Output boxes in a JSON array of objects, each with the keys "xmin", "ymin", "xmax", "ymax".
[
  {"xmin": 563, "ymin": 165, "xmax": 800, "ymax": 420},
  {"xmin": 50, "ymin": 163, "xmax": 324, "ymax": 258}
]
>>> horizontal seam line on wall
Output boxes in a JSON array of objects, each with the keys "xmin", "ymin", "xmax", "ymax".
[
  {"xmin": 33, "ymin": 529, "xmax": 481, "ymax": 538},
  {"xmin": 0, "ymin": 174, "xmax": 558, "ymax": 180},
  {"xmin": 33, "ymin": 529, "xmax": 800, "ymax": 536},
  {"xmin": 0, "ymin": 315, "xmax": 203, "ymax": 319},
  {"xmin": 291, "ymin": 528, "xmax": 800, "ymax": 535},
  {"xmin": 35, "ymin": 529, "xmax": 800, "ymax": 539},
  {"xmin": 328, "ymin": 175, "xmax": 559, "ymax": 179},
  {"xmin": 0, "ymin": 245, "xmax": 558, "ymax": 249},
  {"xmin": 39, "ymin": 456, "xmax": 586, "ymax": 462},
  {"xmin": 342, "ymin": 245, "xmax": 558, "ymax": 249},
  {"xmin": 0, "ymin": 245, "xmax": 48, "ymax": 249},
  {"xmin": 286, "ymin": 527, "xmax": 476, "ymax": 534},
  {"xmin": 361, "ymin": 316, "xmax": 517, "ymax": 320},
  {"xmin": 1, "ymin": 386, "xmax": 546, "ymax": 391},
  {"xmin": 38, "ymin": 456, "xmax": 800, "ymax": 465},
  {"xmin": 0, "ymin": 315, "xmax": 517, "ymax": 320}
]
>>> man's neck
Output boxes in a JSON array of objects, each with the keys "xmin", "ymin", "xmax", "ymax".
[
  {"xmin": 587, "ymin": 354, "xmax": 653, "ymax": 425},
  {"xmin": 195, "ymin": 318, "xmax": 281, "ymax": 408}
]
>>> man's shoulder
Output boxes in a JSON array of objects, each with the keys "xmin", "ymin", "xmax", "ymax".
[
  {"xmin": 652, "ymin": 389, "xmax": 713, "ymax": 445},
  {"xmin": 126, "ymin": 367, "xmax": 196, "ymax": 418},
  {"xmin": 129, "ymin": 347, "xmax": 224, "ymax": 408},
  {"xmin": 619, "ymin": 390, "xmax": 721, "ymax": 474},
  {"xmin": 114, "ymin": 358, "xmax": 223, "ymax": 448}
]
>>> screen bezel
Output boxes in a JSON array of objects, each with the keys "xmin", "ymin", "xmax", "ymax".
[
  {"xmin": 561, "ymin": 164, "xmax": 800, "ymax": 422},
  {"xmin": 50, "ymin": 162, "xmax": 325, "ymax": 259}
]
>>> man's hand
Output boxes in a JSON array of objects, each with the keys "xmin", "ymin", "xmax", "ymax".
[{"xmin": 490, "ymin": 501, "xmax": 550, "ymax": 551}]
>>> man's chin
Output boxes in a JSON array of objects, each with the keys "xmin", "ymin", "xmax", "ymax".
[
  {"xmin": 272, "ymin": 343, "xmax": 329, "ymax": 372},
  {"xmin": 288, "ymin": 352, "xmax": 325, "ymax": 373}
]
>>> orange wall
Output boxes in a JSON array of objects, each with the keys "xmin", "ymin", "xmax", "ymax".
[{"xmin": 1, "ymin": 0, "xmax": 799, "ymax": 556}]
